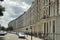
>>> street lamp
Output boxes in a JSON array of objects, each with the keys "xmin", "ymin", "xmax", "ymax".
[
  {"xmin": 26, "ymin": 28, "xmax": 28, "ymax": 37},
  {"xmin": 30, "ymin": 25, "xmax": 32, "ymax": 40}
]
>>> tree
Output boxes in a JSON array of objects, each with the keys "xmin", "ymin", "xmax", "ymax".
[
  {"xmin": 5, "ymin": 27, "xmax": 9, "ymax": 31},
  {"xmin": 8, "ymin": 26, "xmax": 13, "ymax": 31},
  {"xmin": 0, "ymin": 5, "xmax": 5, "ymax": 16},
  {"xmin": 0, "ymin": 26, "xmax": 5, "ymax": 31},
  {"xmin": 0, "ymin": 0, "xmax": 4, "ymax": 1},
  {"xmin": 1, "ymin": 27, "xmax": 5, "ymax": 30}
]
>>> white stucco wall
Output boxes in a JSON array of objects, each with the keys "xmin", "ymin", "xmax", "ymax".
[{"xmin": 56, "ymin": 16, "xmax": 60, "ymax": 40}]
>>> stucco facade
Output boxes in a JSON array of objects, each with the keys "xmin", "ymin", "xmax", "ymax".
[
  {"xmin": 8, "ymin": 20, "xmax": 16, "ymax": 31},
  {"xmin": 8, "ymin": 0, "xmax": 60, "ymax": 40}
]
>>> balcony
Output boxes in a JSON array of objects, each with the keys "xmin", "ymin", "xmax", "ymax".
[
  {"xmin": 42, "ymin": 15, "xmax": 47, "ymax": 19},
  {"xmin": 42, "ymin": 15, "xmax": 49, "ymax": 19}
]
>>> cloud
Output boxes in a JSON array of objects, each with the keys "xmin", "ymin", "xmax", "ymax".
[
  {"xmin": 20, "ymin": 0, "xmax": 32, "ymax": 5},
  {"xmin": 12, "ymin": 6, "xmax": 24, "ymax": 14},
  {"xmin": 0, "ymin": 0, "xmax": 32, "ymax": 27},
  {"xmin": 20, "ymin": 2, "xmax": 31, "ymax": 10},
  {"xmin": 11, "ymin": 0, "xmax": 32, "ymax": 5}
]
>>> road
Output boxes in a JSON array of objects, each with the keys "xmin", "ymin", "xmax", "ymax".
[
  {"xmin": 0, "ymin": 33, "xmax": 43, "ymax": 40},
  {"xmin": 0, "ymin": 33, "xmax": 26, "ymax": 40}
]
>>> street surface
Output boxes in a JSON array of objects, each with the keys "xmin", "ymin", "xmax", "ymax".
[
  {"xmin": 0, "ymin": 33, "xmax": 26, "ymax": 40},
  {"xmin": 0, "ymin": 33, "xmax": 43, "ymax": 40},
  {"xmin": 26, "ymin": 35, "xmax": 43, "ymax": 40}
]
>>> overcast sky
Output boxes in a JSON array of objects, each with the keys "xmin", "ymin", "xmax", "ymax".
[{"xmin": 0, "ymin": 0, "xmax": 32, "ymax": 28}]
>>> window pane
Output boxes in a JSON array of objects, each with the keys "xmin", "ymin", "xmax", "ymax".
[{"xmin": 53, "ymin": 20, "xmax": 55, "ymax": 33}]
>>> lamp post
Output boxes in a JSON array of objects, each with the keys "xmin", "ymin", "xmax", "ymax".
[
  {"xmin": 30, "ymin": 25, "xmax": 32, "ymax": 40},
  {"xmin": 26, "ymin": 28, "xmax": 28, "ymax": 37}
]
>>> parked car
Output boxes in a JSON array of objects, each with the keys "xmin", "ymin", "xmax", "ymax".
[
  {"xmin": 17, "ymin": 32, "xmax": 25, "ymax": 38},
  {"xmin": 0, "ymin": 30, "xmax": 7, "ymax": 36},
  {"xmin": 10, "ymin": 31, "xmax": 17, "ymax": 34},
  {"xmin": 4, "ymin": 31, "xmax": 7, "ymax": 34}
]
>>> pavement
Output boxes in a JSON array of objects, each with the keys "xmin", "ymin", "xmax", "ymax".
[
  {"xmin": 0, "ymin": 33, "xmax": 26, "ymax": 40},
  {"xmin": 5, "ymin": 33, "xmax": 18, "ymax": 40},
  {"xmin": 25, "ymin": 35, "xmax": 43, "ymax": 40},
  {"xmin": 0, "ymin": 33, "xmax": 43, "ymax": 40}
]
